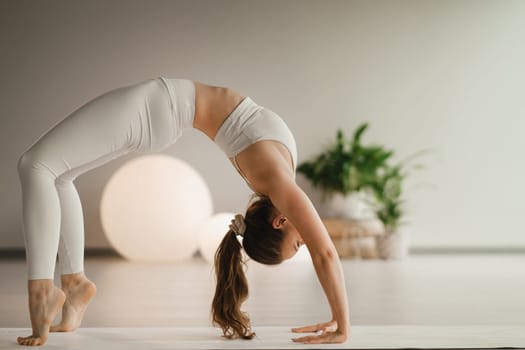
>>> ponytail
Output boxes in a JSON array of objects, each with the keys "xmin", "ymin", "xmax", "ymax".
[{"xmin": 211, "ymin": 230, "xmax": 256, "ymax": 339}]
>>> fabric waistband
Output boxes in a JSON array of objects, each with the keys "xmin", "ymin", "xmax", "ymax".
[{"xmin": 157, "ymin": 77, "xmax": 195, "ymax": 132}]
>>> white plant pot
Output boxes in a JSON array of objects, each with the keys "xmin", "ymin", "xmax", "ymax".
[
  {"xmin": 376, "ymin": 228, "xmax": 410, "ymax": 260},
  {"xmin": 329, "ymin": 191, "xmax": 377, "ymax": 220}
]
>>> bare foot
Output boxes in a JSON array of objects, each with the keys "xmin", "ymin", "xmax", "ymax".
[
  {"xmin": 50, "ymin": 272, "xmax": 97, "ymax": 332},
  {"xmin": 17, "ymin": 280, "xmax": 66, "ymax": 346}
]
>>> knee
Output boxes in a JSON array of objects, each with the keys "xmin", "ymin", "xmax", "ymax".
[
  {"xmin": 17, "ymin": 151, "xmax": 34, "ymax": 176},
  {"xmin": 17, "ymin": 150, "xmax": 55, "ymax": 179}
]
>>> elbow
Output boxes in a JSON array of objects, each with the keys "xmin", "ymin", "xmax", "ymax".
[{"xmin": 311, "ymin": 247, "xmax": 339, "ymax": 265}]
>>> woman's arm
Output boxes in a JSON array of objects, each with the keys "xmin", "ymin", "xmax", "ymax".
[
  {"xmin": 260, "ymin": 172, "xmax": 351, "ymax": 343},
  {"xmin": 235, "ymin": 140, "xmax": 350, "ymax": 342}
]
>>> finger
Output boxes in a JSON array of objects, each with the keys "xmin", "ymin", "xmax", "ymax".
[
  {"xmin": 291, "ymin": 326, "xmax": 314, "ymax": 333},
  {"xmin": 292, "ymin": 334, "xmax": 325, "ymax": 344},
  {"xmin": 293, "ymin": 324, "xmax": 331, "ymax": 333},
  {"xmin": 297, "ymin": 335, "xmax": 341, "ymax": 345},
  {"xmin": 292, "ymin": 335, "xmax": 313, "ymax": 342},
  {"xmin": 291, "ymin": 324, "xmax": 323, "ymax": 333}
]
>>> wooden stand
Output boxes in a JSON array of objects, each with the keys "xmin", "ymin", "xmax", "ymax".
[{"xmin": 321, "ymin": 217, "xmax": 385, "ymax": 259}]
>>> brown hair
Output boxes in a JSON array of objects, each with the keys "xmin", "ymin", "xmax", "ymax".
[{"xmin": 211, "ymin": 194, "xmax": 285, "ymax": 339}]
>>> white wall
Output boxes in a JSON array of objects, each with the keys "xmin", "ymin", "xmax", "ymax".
[{"xmin": 1, "ymin": 0, "xmax": 524, "ymax": 249}]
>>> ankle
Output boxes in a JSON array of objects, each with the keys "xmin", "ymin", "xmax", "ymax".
[
  {"xmin": 28, "ymin": 279, "xmax": 55, "ymax": 294},
  {"xmin": 60, "ymin": 272, "xmax": 88, "ymax": 288}
]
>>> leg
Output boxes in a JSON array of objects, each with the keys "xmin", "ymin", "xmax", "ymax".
[
  {"xmin": 16, "ymin": 78, "xmax": 162, "ymax": 345},
  {"xmin": 56, "ymin": 179, "xmax": 85, "ymax": 276},
  {"xmin": 16, "ymin": 159, "xmax": 66, "ymax": 346},
  {"xmin": 50, "ymin": 179, "xmax": 96, "ymax": 332}
]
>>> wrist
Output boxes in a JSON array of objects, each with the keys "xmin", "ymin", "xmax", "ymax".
[{"xmin": 336, "ymin": 322, "xmax": 351, "ymax": 335}]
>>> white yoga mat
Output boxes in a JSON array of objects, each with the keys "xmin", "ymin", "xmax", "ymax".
[{"xmin": 1, "ymin": 325, "xmax": 524, "ymax": 349}]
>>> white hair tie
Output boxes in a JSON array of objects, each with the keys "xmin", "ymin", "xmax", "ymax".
[{"xmin": 229, "ymin": 214, "xmax": 246, "ymax": 237}]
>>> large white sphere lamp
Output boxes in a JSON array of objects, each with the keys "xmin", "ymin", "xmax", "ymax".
[{"xmin": 100, "ymin": 155, "xmax": 213, "ymax": 262}]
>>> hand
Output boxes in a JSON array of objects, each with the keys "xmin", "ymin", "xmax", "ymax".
[
  {"xmin": 291, "ymin": 320, "xmax": 349, "ymax": 344},
  {"xmin": 292, "ymin": 320, "xmax": 337, "ymax": 333}
]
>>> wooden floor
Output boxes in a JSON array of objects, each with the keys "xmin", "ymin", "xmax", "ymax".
[{"xmin": 1, "ymin": 252, "xmax": 524, "ymax": 328}]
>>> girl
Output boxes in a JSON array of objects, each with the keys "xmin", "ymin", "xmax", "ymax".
[{"xmin": 16, "ymin": 77, "xmax": 350, "ymax": 346}]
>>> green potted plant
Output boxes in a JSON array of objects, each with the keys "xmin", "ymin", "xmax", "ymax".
[
  {"xmin": 297, "ymin": 122, "xmax": 391, "ymax": 220},
  {"xmin": 297, "ymin": 122, "xmax": 429, "ymax": 259},
  {"xmin": 370, "ymin": 149, "xmax": 430, "ymax": 259}
]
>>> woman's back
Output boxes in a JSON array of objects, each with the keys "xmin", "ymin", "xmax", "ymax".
[{"xmin": 193, "ymin": 81, "xmax": 245, "ymax": 140}]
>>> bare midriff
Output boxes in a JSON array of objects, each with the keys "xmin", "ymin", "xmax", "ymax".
[{"xmin": 192, "ymin": 81, "xmax": 245, "ymax": 141}]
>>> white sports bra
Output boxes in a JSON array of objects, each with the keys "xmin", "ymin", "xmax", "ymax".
[{"xmin": 213, "ymin": 96, "xmax": 297, "ymax": 191}]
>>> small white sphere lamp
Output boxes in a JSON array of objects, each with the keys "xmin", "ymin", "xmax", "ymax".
[
  {"xmin": 198, "ymin": 212, "xmax": 236, "ymax": 264},
  {"xmin": 100, "ymin": 155, "xmax": 213, "ymax": 262}
]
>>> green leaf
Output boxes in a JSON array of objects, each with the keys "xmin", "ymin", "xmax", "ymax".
[{"xmin": 352, "ymin": 123, "xmax": 369, "ymax": 148}]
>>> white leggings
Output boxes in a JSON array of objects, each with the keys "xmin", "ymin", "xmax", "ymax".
[{"xmin": 17, "ymin": 77, "xmax": 195, "ymax": 280}]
